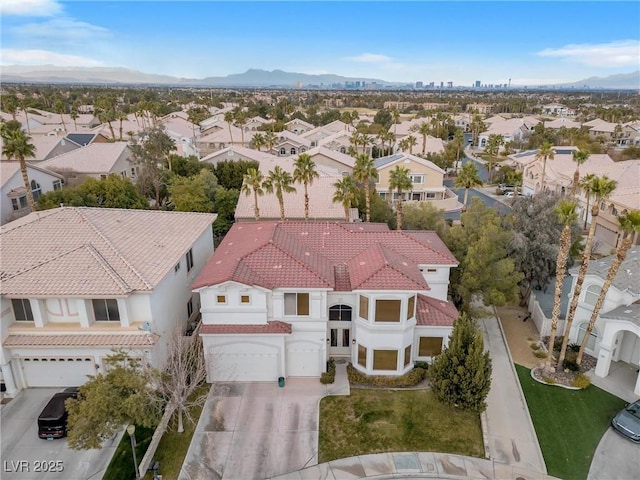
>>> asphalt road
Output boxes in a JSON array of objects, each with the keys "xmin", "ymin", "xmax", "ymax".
[{"xmin": 0, "ymin": 388, "xmax": 119, "ymax": 480}]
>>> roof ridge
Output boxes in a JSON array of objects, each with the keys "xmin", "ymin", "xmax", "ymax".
[
  {"xmin": 76, "ymin": 208, "xmax": 153, "ymax": 290},
  {"xmin": 400, "ymin": 230, "xmax": 456, "ymax": 264},
  {"xmin": 264, "ymin": 236, "xmax": 334, "ymax": 287},
  {"xmin": 83, "ymin": 244, "xmax": 135, "ymax": 294}
]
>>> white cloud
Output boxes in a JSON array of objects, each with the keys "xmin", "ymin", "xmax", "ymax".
[
  {"xmin": 344, "ymin": 53, "xmax": 393, "ymax": 63},
  {"xmin": 0, "ymin": 0, "xmax": 62, "ymax": 17},
  {"xmin": 12, "ymin": 17, "xmax": 112, "ymax": 42},
  {"xmin": 0, "ymin": 49, "xmax": 104, "ymax": 67},
  {"xmin": 537, "ymin": 40, "xmax": 640, "ymax": 67}
]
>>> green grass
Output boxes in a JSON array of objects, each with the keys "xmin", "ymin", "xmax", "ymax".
[
  {"xmin": 319, "ymin": 389, "xmax": 484, "ymax": 463},
  {"xmin": 515, "ymin": 365, "xmax": 626, "ymax": 480},
  {"xmin": 103, "ymin": 425, "xmax": 155, "ymax": 480},
  {"xmin": 142, "ymin": 384, "xmax": 210, "ymax": 480}
]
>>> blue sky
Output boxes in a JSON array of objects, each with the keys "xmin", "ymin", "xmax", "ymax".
[{"xmin": 1, "ymin": 0, "xmax": 639, "ymax": 86}]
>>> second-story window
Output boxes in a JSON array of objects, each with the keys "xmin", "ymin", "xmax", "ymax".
[
  {"xmin": 186, "ymin": 249, "xmax": 194, "ymax": 272},
  {"xmin": 12, "ymin": 299, "xmax": 34, "ymax": 321},
  {"xmin": 284, "ymin": 293, "xmax": 309, "ymax": 316},
  {"xmin": 93, "ymin": 299, "xmax": 120, "ymax": 322}
]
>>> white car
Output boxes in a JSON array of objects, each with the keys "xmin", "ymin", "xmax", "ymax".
[{"xmin": 504, "ymin": 191, "xmax": 524, "ymax": 198}]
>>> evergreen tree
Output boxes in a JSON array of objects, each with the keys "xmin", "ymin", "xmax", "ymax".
[{"xmin": 428, "ymin": 314, "xmax": 492, "ymax": 412}]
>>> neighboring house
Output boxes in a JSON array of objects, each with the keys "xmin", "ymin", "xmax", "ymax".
[
  {"xmin": 244, "ymin": 116, "xmax": 272, "ymax": 131},
  {"xmin": 517, "ymin": 148, "xmax": 640, "ymax": 251},
  {"xmin": 197, "ymin": 122, "xmax": 252, "ymax": 156},
  {"xmin": 566, "ymin": 250, "xmax": 640, "ymax": 396},
  {"xmin": 396, "ymin": 135, "xmax": 444, "ymax": 156},
  {"xmin": 38, "ymin": 142, "xmax": 136, "ymax": 187},
  {"xmin": 374, "ymin": 153, "xmax": 460, "ymax": 212},
  {"xmin": 541, "ymin": 104, "xmax": 576, "ymax": 117},
  {"xmin": 65, "ymin": 133, "xmax": 111, "ymax": 147},
  {"xmin": 583, "ymin": 119, "xmax": 636, "ymax": 146},
  {"xmin": 285, "ymin": 118, "xmax": 315, "ymax": 135},
  {"xmin": 306, "ymin": 146, "xmax": 355, "ymax": 174},
  {"xmin": 0, "ymin": 162, "xmax": 64, "ymax": 225},
  {"xmin": 200, "ymin": 145, "xmax": 272, "ymax": 167},
  {"xmin": 271, "ymin": 130, "xmax": 311, "ymax": 157},
  {"xmin": 158, "ymin": 114, "xmax": 201, "ymax": 158},
  {"xmin": 477, "ymin": 117, "xmax": 534, "ymax": 150},
  {"xmin": 453, "ymin": 114, "xmax": 471, "ymax": 132},
  {"xmin": 316, "ymin": 131, "xmax": 355, "ymax": 154},
  {"xmin": 0, "ymin": 135, "xmax": 81, "ymax": 163},
  {"xmin": 0, "ymin": 207, "xmax": 216, "ymax": 395},
  {"xmin": 192, "ymin": 222, "xmax": 459, "ymax": 382},
  {"xmin": 544, "ymin": 118, "xmax": 582, "ymax": 130}
]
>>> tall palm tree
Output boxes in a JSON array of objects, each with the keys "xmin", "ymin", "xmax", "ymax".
[
  {"xmin": 536, "ymin": 142, "xmax": 554, "ymax": 192},
  {"xmin": 454, "ymin": 161, "xmax": 483, "ymax": 207},
  {"xmin": 405, "ymin": 135, "xmax": 417, "ymax": 155},
  {"xmin": 264, "ymin": 130, "xmax": 277, "ymax": 152},
  {"xmin": 53, "ymin": 99, "xmax": 67, "ymax": 132},
  {"xmin": 560, "ymin": 176, "xmax": 617, "ymax": 365},
  {"xmin": 252, "ymin": 132, "xmax": 266, "ymax": 151},
  {"xmin": 569, "ymin": 149, "xmax": 590, "ymax": 197},
  {"xmin": 579, "ymin": 173, "xmax": 597, "ymax": 230},
  {"xmin": 414, "ymin": 122, "xmax": 431, "ymax": 155},
  {"xmin": 241, "ymin": 168, "xmax": 265, "ymax": 221},
  {"xmin": 353, "ymin": 154, "xmax": 377, "ymax": 222},
  {"xmin": 576, "ymin": 210, "xmax": 640, "ymax": 366},
  {"xmin": 223, "ymin": 111, "xmax": 234, "ymax": 144},
  {"xmin": 292, "ymin": 153, "xmax": 319, "ymax": 221},
  {"xmin": 234, "ymin": 110, "xmax": 247, "ymax": 145},
  {"xmin": 388, "ymin": 165, "xmax": 412, "ymax": 230},
  {"xmin": 263, "ymin": 166, "xmax": 296, "ymax": 222},
  {"xmin": 392, "ymin": 109, "xmax": 400, "ymax": 136},
  {"xmin": 20, "ymin": 98, "xmax": 32, "ymax": 135},
  {"xmin": 332, "ymin": 176, "xmax": 359, "ymax": 221},
  {"xmin": 452, "ymin": 130, "xmax": 465, "ymax": 172},
  {"xmin": 544, "ymin": 199, "xmax": 578, "ymax": 373},
  {"xmin": 1, "ymin": 129, "xmax": 37, "ymax": 211},
  {"xmin": 70, "ymin": 109, "xmax": 79, "ymax": 131}
]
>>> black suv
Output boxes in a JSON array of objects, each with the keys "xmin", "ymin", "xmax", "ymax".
[{"xmin": 37, "ymin": 387, "xmax": 79, "ymax": 439}]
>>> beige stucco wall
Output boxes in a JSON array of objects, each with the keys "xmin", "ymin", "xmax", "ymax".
[{"xmin": 376, "ymin": 159, "xmax": 444, "ymax": 191}]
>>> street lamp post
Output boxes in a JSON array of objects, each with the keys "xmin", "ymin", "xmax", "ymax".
[{"xmin": 126, "ymin": 424, "xmax": 140, "ymax": 479}]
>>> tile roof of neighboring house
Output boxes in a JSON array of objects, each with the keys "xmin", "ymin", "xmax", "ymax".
[
  {"xmin": 374, "ymin": 152, "xmax": 446, "ymax": 174},
  {"xmin": 416, "ymin": 294, "xmax": 459, "ymax": 326},
  {"xmin": 0, "ymin": 135, "xmax": 69, "ymax": 162},
  {"xmin": 604, "ymin": 160, "xmax": 640, "ymax": 210},
  {"xmin": 285, "ymin": 118, "xmax": 315, "ymax": 129},
  {"xmin": 276, "ymin": 130, "xmax": 311, "ymax": 147},
  {"xmin": 199, "ymin": 123, "xmax": 252, "ymax": 143},
  {"xmin": 38, "ymin": 142, "xmax": 131, "ymax": 174},
  {"xmin": 200, "ymin": 145, "xmax": 272, "ymax": 164},
  {"xmin": 234, "ymin": 175, "xmax": 345, "ymax": 221},
  {"xmin": 544, "ymin": 118, "xmax": 582, "ymax": 129},
  {"xmin": 306, "ymin": 146, "xmax": 356, "ymax": 169},
  {"xmin": 600, "ymin": 301, "xmax": 640, "ymax": 326},
  {"xmin": 569, "ymin": 248, "xmax": 639, "ymax": 295},
  {"xmin": 199, "ymin": 321, "xmax": 292, "ymax": 335},
  {"xmin": 3, "ymin": 333, "xmax": 159, "ymax": 348},
  {"xmin": 160, "ymin": 116, "xmax": 200, "ymax": 139},
  {"xmin": 0, "ymin": 162, "xmax": 64, "ymax": 189},
  {"xmin": 193, "ymin": 222, "xmax": 457, "ymax": 292},
  {"xmin": 481, "ymin": 118, "xmax": 529, "ymax": 136},
  {"xmin": 1, "ymin": 207, "xmax": 216, "ymax": 296}
]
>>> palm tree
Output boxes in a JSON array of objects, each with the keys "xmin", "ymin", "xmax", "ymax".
[
  {"xmin": 263, "ymin": 166, "xmax": 296, "ymax": 222},
  {"xmin": 560, "ymin": 176, "xmax": 617, "ymax": 366},
  {"xmin": 292, "ymin": 154, "xmax": 319, "ymax": 221},
  {"xmin": 241, "ymin": 168, "xmax": 265, "ymax": 221},
  {"xmin": 332, "ymin": 176, "xmax": 358, "ymax": 221},
  {"xmin": 70, "ymin": 109, "xmax": 79, "ymax": 131},
  {"xmin": 413, "ymin": 122, "xmax": 431, "ymax": 155},
  {"xmin": 234, "ymin": 110, "xmax": 247, "ymax": 145},
  {"xmin": 252, "ymin": 133, "xmax": 266, "ymax": 151},
  {"xmin": 579, "ymin": 173, "xmax": 597, "ymax": 230},
  {"xmin": 223, "ymin": 111, "xmax": 234, "ymax": 144},
  {"xmin": 53, "ymin": 99, "xmax": 67, "ymax": 132},
  {"xmin": 1, "ymin": 129, "xmax": 37, "ymax": 211},
  {"xmin": 569, "ymin": 149, "xmax": 590, "ymax": 197},
  {"xmin": 264, "ymin": 130, "xmax": 277, "ymax": 152},
  {"xmin": 452, "ymin": 130, "xmax": 465, "ymax": 172},
  {"xmin": 576, "ymin": 210, "xmax": 640, "ymax": 366},
  {"xmin": 454, "ymin": 161, "xmax": 483, "ymax": 207},
  {"xmin": 536, "ymin": 142, "xmax": 554, "ymax": 192},
  {"xmin": 544, "ymin": 199, "xmax": 578, "ymax": 373},
  {"xmin": 353, "ymin": 154, "xmax": 378, "ymax": 222},
  {"xmin": 20, "ymin": 98, "xmax": 32, "ymax": 135},
  {"xmin": 405, "ymin": 135, "xmax": 417, "ymax": 155},
  {"xmin": 388, "ymin": 165, "xmax": 412, "ymax": 230},
  {"xmin": 470, "ymin": 115, "xmax": 485, "ymax": 147}
]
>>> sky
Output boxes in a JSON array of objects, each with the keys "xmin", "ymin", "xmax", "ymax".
[{"xmin": 1, "ymin": 0, "xmax": 639, "ymax": 86}]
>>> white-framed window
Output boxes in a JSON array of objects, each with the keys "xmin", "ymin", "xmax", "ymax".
[
  {"xmin": 284, "ymin": 292, "xmax": 309, "ymax": 316},
  {"xmin": 31, "ymin": 180, "xmax": 42, "ymax": 201},
  {"xmin": 280, "ymin": 147, "xmax": 286, "ymax": 155},
  {"xmin": 577, "ymin": 323, "xmax": 598, "ymax": 351},
  {"xmin": 290, "ymin": 147, "xmax": 296, "ymax": 155},
  {"xmin": 186, "ymin": 249, "xmax": 194, "ymax": 272},
  {"xmin": 410, "ymin": 174, "xmax": 424, "ymax": 184},
  {"xmin": 12, "ymin": 299, "xmax": 34, "ymax": 321},
  {"xmin": 584, "ymin": 285, "xmax": 601, "ymax": 306},
  {"xmin": 92, "ymin": 299, "xmax": 120, "ymax": 322},
  {"xmin": 52, "ymin": 180, "xmax": 62, "ymax": 190},
  {"xmin": 426, "ymin": 192, "xmax": 436, "ymax": 199}
]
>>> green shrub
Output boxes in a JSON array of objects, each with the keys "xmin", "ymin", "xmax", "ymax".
[
  {"xmin": 534, "ymin": 351, "xmax": 547, "ymax": 358},
  {"xmin": 414, "ymin": 361, "xmax": 429, "ymax": 370},
  {"xmin": 346, "ymin": 363, "xmax": 426, "ymax": 387},
  {"xmin": 530, "ymin": 343, "xmax": 540, "ymax": 351},
  {"xmin": 553, "ymin": 337, "xmax": 564, "ymax": 351},
  {"xmin": 563, "ymin": 358, "xmax": 580, "ymax": 372},
  {"xmin": 568, "ymin": 343, "xmax": 581, "ymax": 352},
  {"xmin": 542, "ymin": 376, "xmax": 556, "ymax": 385},
  {"xmin": 320, "ymin": 358, "xmax": 336, "ymax": 384},
  {"xmin": 572, "ymin": 373, "xmax": 591, "ymax": 389}
]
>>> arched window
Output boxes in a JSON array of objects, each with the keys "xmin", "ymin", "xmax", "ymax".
[
  {"xmin": 31, "ymin": 180, "xmax": 42, "ymax": 201},
  {"xmin": 340, "ymin": 147, "xmax": 346, "ymax": 153},
  {"xmin": 290, "ymin": 147, "xmax": 296, "ymax": 155},
  {"xmin": 280, "ymin": 147, "xmax": 286, "ymax": 155},
  {"xmin": 584, "ymin": 284, "xmax": 601, "ymax": 306},
  {"xmin": 577, "ymin": 322, "xmax": 598, "ymax": 351},
  {"xmin": 329, "ymin": 304, "xmax": 352, "ymax": 321}
]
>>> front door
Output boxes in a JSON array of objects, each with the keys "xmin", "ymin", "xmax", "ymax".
[{"xmin": 328, "ymin": 305, "xmax": 352, "ymax": 356}]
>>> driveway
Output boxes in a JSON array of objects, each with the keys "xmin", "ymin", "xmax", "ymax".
[
  {"xmin": 0, "ymin": 388, "xmax": 119, "ymax": 480},
  {"xmin": 588, "ymin": 428, "xmax": 640, "ymax": 480},
  {"xmin": 179, "ymin": 379, "xmax": 326, "ymax": 480}
]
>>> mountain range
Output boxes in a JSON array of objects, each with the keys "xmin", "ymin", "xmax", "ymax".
[{"xmin": 1, "ymin": 65, "xmax": 638, "ymax": 90}]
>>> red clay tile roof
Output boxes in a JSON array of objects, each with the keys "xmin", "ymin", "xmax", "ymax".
[
  {"xmin": 193, "ymin": 222, "xmax": 457, "ymax": 292},
  {"xmin": 199, "ymin": 321, "xmax": 292, "ymax": 335},
  {"xmin": 4, "ymin": 333, "xmax": 159, "ymax": 348},
  {"xmin": 416, "ymin": 294, "xmax": 459, "ymax": 327}
]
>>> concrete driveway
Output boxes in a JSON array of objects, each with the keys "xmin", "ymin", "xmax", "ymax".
[
  {"xmin": 588, "ymin": 427, "xmax": 640, "ymax": 480},
  {"xmin": 179, "ymin": 379, "xmax": 326, "ymax": 480},
  {"xmin": 0, "ymin": 388, "xmax": 119, "ymax": 480}
]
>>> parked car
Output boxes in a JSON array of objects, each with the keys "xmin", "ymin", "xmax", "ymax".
[
  {"xmin": 37, "ymin": 387, "xmax": 79, "ymax": 440},
  {"xmin": 504, "ymin": 191, "xmax": 525, "ymax": 198},
  {"xmin": 611, "ymin": 399, "xmax": 640, "ymax": 443},
  {"xmin": 498, "ymin": 184, "xmax": 515, "ymax": 192}
]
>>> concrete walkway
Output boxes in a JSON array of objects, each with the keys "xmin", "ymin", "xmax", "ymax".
[{"xmin": 479, "ymin": 310, "xmax": 547, "ymax": 474}]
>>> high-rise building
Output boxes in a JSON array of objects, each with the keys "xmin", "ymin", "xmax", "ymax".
[
  {"xmin": 416, "ymin": 81, "xmax": 423, "ymax": 88},
  {"xmin": 475, "ymin": 80, "xmax": 481, "ymax": 88}
]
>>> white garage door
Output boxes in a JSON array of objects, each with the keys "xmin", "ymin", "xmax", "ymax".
[
  {"xmin": 209, "ymin": 353, "xmax": 279, "ymax": 382},
  {"xmin": 21, "ymin": 357, "xmax": 95, "ymax": 387},
  {"xmin": 286, "ymin": 348, "xmax": 322, "ymax": 377}
]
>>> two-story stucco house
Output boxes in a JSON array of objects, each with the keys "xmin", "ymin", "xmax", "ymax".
[
  {"xmin": 192, "ymin": 222, "xmax": 459, "ymax": 382},
  {"xmin": 0, "ymin": 207, "xmax": 216, "ymax": 396}
]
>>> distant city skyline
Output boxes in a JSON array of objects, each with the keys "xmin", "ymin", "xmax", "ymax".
[{"xmin": 1, "ymin": 0, "xmax": 639, "ymax": 86}]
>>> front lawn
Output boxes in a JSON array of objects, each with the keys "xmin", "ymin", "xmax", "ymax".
[
  {"xmin": 319, "ymin": 389, "xmax": 484, "ymax": 463},
  {"xmin": 515, "ymin": 365, "xmax": 626, "ymax": 480}
]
